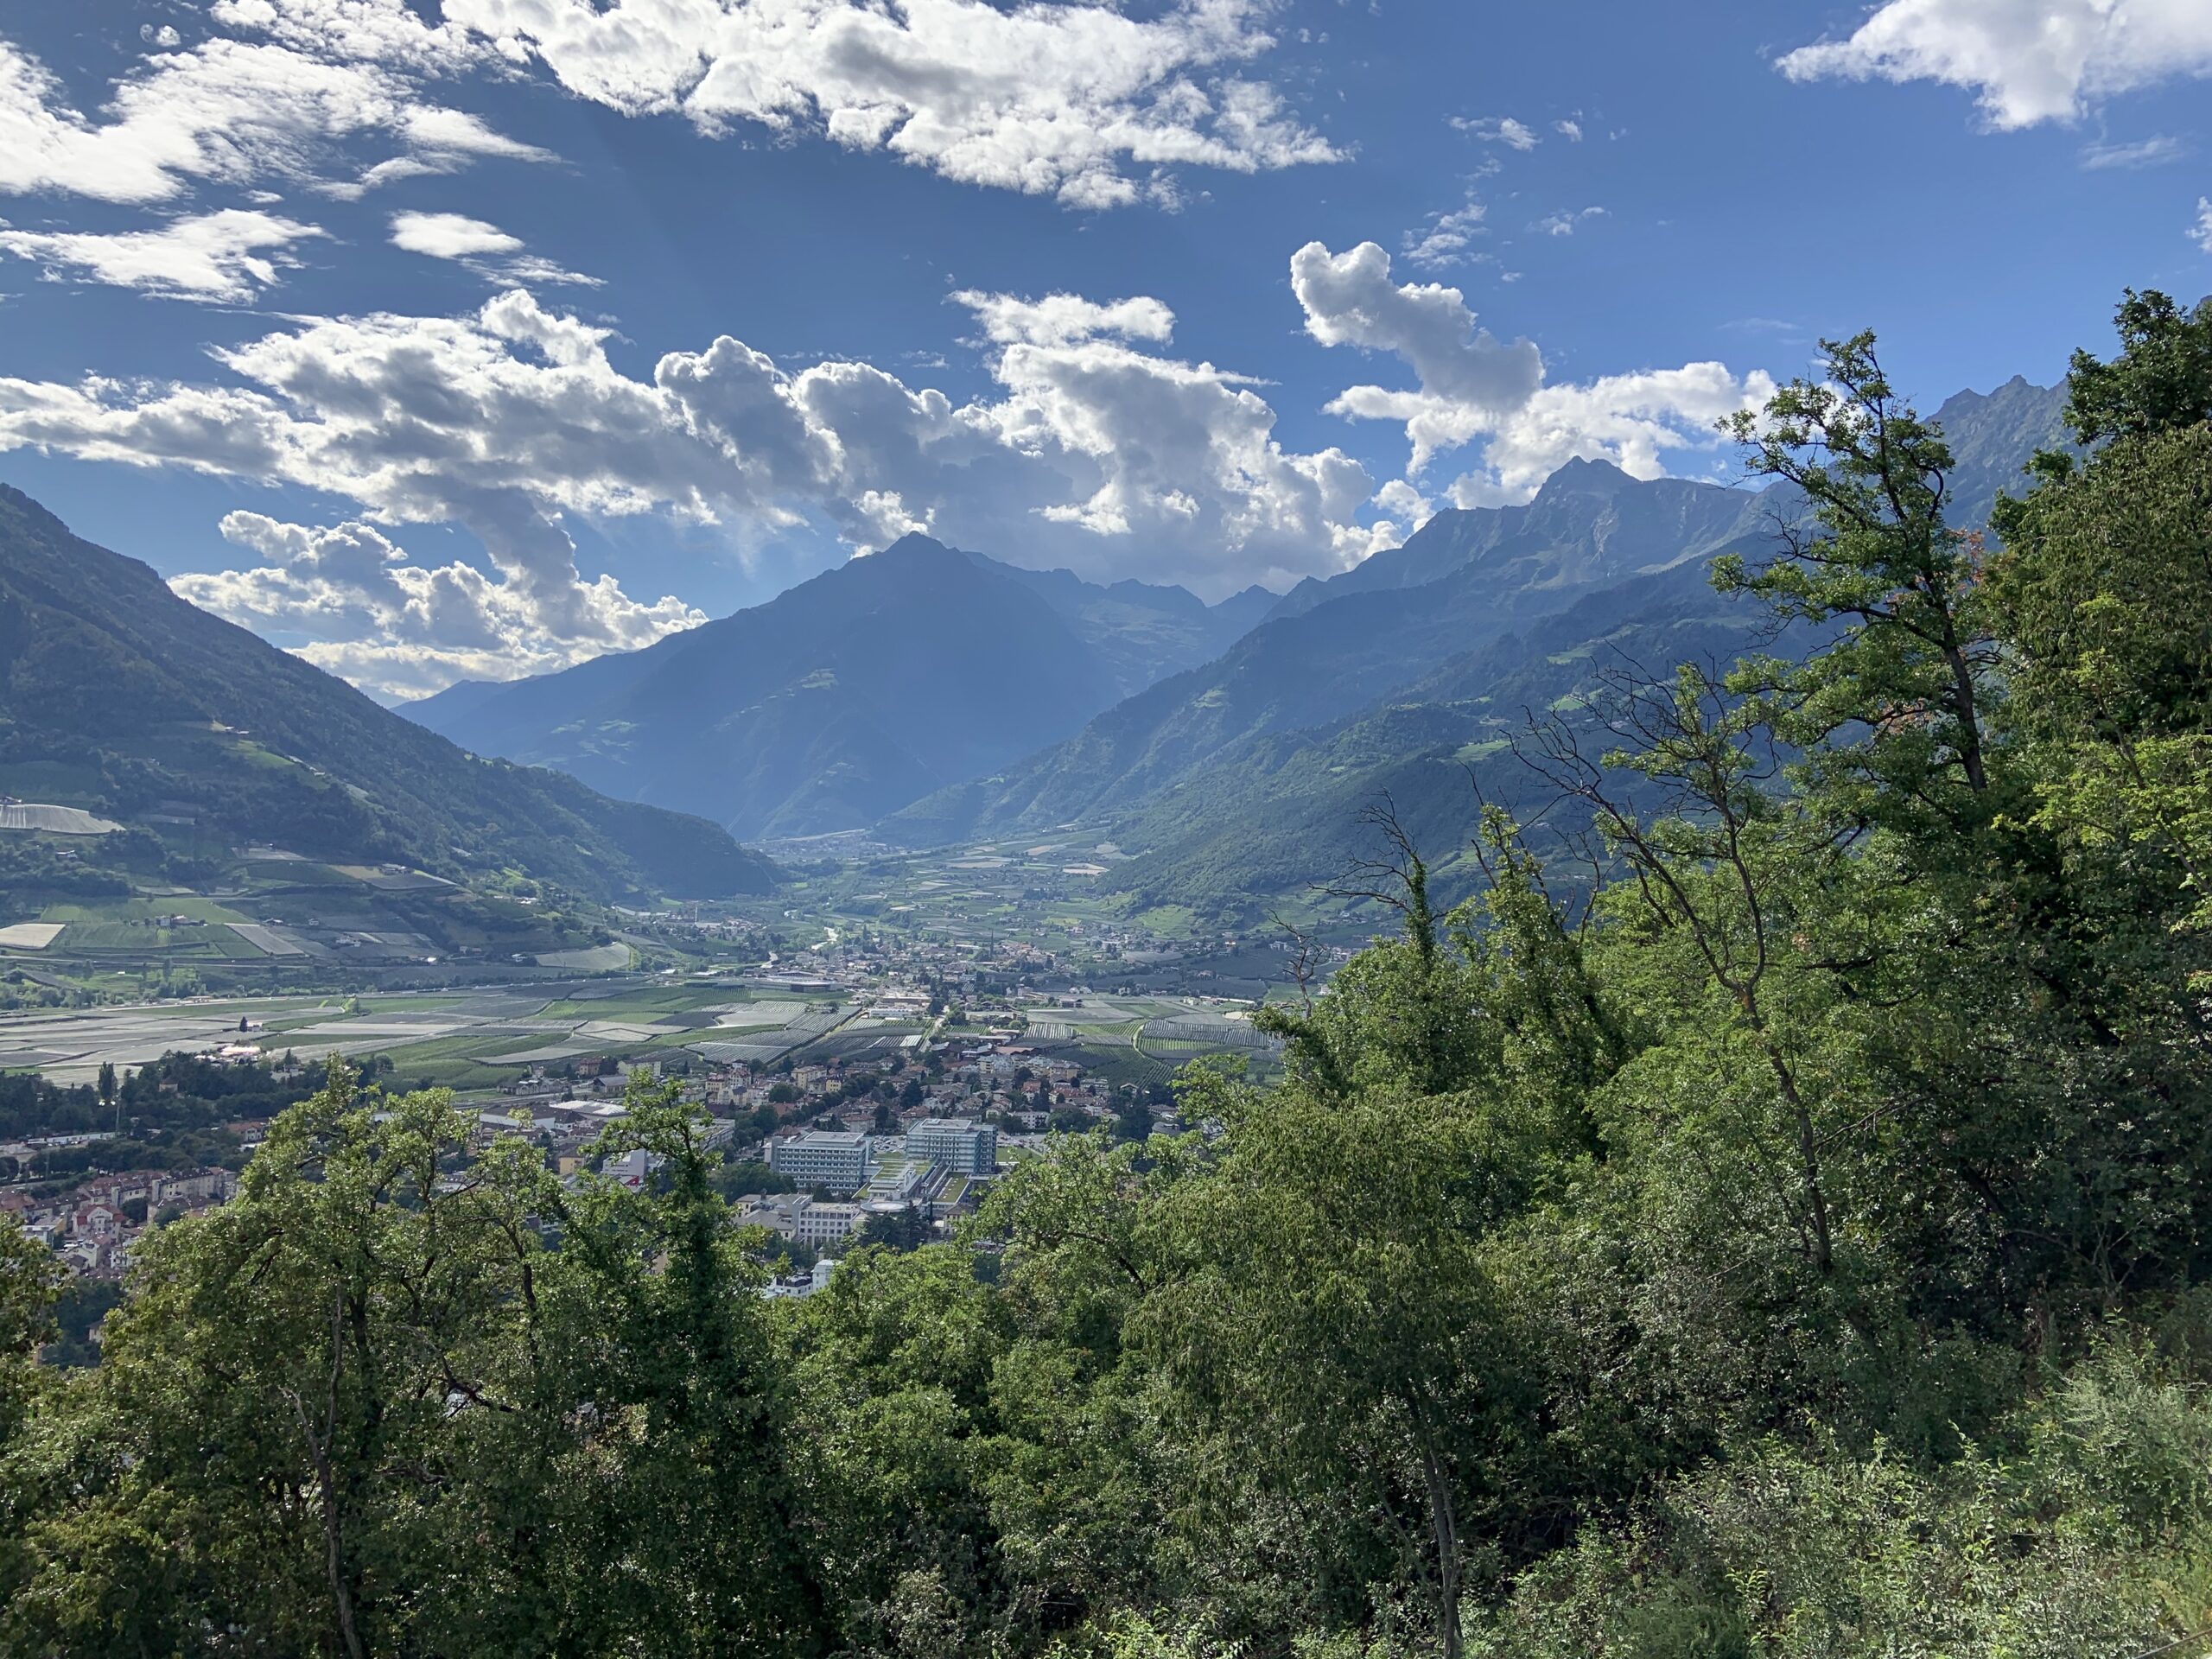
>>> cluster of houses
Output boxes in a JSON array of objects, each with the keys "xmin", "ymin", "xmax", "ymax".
[
  {"xmin": 0, "ymin": 1162, "xmax": 240, "ymax": 1277},
  {"xmin": 470, "ymin": 1022, "xmax": 1167, "ymax": 1296},
  {"xmin": 3, "ymin": 987, "xmax": 1171, "ymax": 1323}
]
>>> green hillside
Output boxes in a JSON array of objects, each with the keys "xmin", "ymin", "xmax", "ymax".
[
  {"xmin": 1092, "ymin": 559, "xmax": 1778, "ymax": 918},
  {"xmin": 0, "ymin": 486, "xmax": 776, "ymax": 905}
]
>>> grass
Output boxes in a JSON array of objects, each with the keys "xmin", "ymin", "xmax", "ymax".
[
  {"xmin": 249, "ymin": 863, "xmax": 362, "ymax": 889},
  {"xmin": 1129, "ymin": 906, "xmax": 1199, "ymax": 936},
  {"xmin": 0, "ymin": 760, "xmax": 110, "ymax": 804}
]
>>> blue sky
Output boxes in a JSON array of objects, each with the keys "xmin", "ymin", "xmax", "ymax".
[{"xmin": 0, "ymin": 0, "xmax": 2207, "ymax": 698}]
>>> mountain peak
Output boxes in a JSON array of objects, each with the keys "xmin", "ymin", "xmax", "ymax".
[
  {"xmin": 874, "ymin": 531, "xmax": 954, "ymax": 560},
  {"xmin": 1532, "ymin": 454, "xmax": 1634, "ymax": 503}
]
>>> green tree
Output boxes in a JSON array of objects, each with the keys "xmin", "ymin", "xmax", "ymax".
[
  {"xmin": 2, "ymin": 1068, "xmax": 834, "ymax": 1658},
  {"xmin": 2056, "ymin": 287, "xmax": 2212, "ymax": 448},
  {"xmin": 1717, "ymin": 332, "xmax": 1999, "ymax": 836},
  {"xmin": 3, "ymin": 1062, "xmax": 563, "ymax": 1655},
  {"xmin": 1993, "ymin": 289, "xmax": 2212, "ymax": 935}
]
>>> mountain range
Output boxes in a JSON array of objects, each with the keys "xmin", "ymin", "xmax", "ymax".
[
  {"xmin": 880, "ymin": 375, "xmax": 2069, "ymax": 914},
  {"xmin": 408, "ymin": 373, "xmax": 2068, "ymax": 917},
  {"xmin": 0, "ymin": 486, "xmax": 774, "ymax": 904},
  {"xmin": 406, "ymin": 537, "xmax": 1271, "ymax": 841}
]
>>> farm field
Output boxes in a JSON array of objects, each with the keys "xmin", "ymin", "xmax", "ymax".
[
  {"xmin": 1014, "ymin": 990, "xmax": 1284, "ymax": 1088},
  {"xmin": 0, "ymin": 977, "xmax": 861, "ymax": 1091}
]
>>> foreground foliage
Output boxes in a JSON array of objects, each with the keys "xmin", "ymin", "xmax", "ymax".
[{"xmin": 1, "ymin": 291, "xmax": 2209, "ymax": 1656}]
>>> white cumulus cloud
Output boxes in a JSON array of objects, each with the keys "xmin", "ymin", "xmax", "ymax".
[
  {"xmin": 1779, "ymin": 0, "xmax": 2212, "ymax": 129},
  {"xmin": 1292, "ymin": 239, "xmax": 1774, "ymax": 503},
  {"xmin": 0, "ymin": 207, "xmax": 326, "ymax": 301},
  {"xmin": 0, "ymin": 282, "xmax": 1397, "ymax": 689},
  {"xmin": 2192, "ymin": 196, "xmax": 2212, "ymax": 254},
  {"xmin": 436, "ymin": 0, "xmax": 1339, "ymax": 207},
  {"xmin": 1292, "ymin": 239, "xmax": 1542, "ymax": 466},
  {"xmin": 178, "ymin": 509, "xmax": 703, "ymax": 697},
  {"xmin": 210, "ymin": 0, "xmax": 489, "ymax": 72},
  {"xmin": 390, "ymin": 208, "xmax": 521, "ymax": 258},
  {"xmin": 951, "ymin": 289, "xmax": 1178, "ymax": 346}
]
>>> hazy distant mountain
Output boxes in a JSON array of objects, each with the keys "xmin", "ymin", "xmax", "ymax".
[
  {"xmin": 882, "ymin": 378, "xmax": 2067, "ymax": 912},
  {"xmin": 976, "ymin": 556, "xmax": 1279, "ymax": 698},
  {"xmin": 0, "ymin": 486, "xmax": 775, "ymax": 902},
  {"xmin": 405, "ymin": 536, "xmax": 1272, "ymax": 841},
  {"xmin": 882, "ymin": 458, "xmax": 1781, "ymax": 848}
]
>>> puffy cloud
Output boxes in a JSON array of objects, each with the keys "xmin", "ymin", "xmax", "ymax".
[
  {"xmin": 3, "ymin": 0, "xmax": 1330, "ymax": 223},
  {"xmin": 440, "ymin": 0, "xmax": 1338, "ymax": 206},
  {"xmin": 176, "ymin": 509, "xmax": 703, "ymax": 697},
  {"xmin": 2192, "ymin": 197, "xmax": 2212, "ymax": 254},
  {"xmin": 390, "ymin": 208, "xmax": 520, "ymax": 257},
  {"xmin": 1554, "ymin": 118, "xmax": 1582, "ymax": 141},
  {"xmin": 1450, "ymin": 113, "xmax": 1538, "ymax": 149},
  {"xmin": 960, "ymin": 328, "xmax": 1379, "ymax": 576},
  {"xmin": 0, "ymin": 207, "xmax": 326, "ymax": 301},
  {"xmin": 0, "ymin": 282, "xmax": 1395, "ymax": 687},
  {"xmin": 1778, "ymin": 0, "xmax": 2212, "ymax": 129},
  {"xmin": 1444, "ymin": 364, "xmax": 1776, "ymax": 506},
  {"xmin": 0, "ymin": 292, "xmax": 742, "ymax": 687},
  {"xmin": 1292, "ymin": 239, "xmax": 1542, "ymax": 446},
  {"xmin": 209, "ymin": 0, "xmax": 488, "ymax": 72},
  {"xmin": 1293, "ymin": 239, "xmax": 1774, "ymax": 503},
  {"xmin": 951, "ymin": 289, "xmax": 1177, "ymax": 346},
  {"xmin": 0, "ymin": 34, "xmax": 546, "ymax": 206}
]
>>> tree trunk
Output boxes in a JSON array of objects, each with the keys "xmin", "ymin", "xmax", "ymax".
[
  {"xmin": 289, "ymin": 1292, "xmax": 369, "ymax": 1659},
  {"xmin": 1410, "ymin": 1396, "xmax": 1463, "ymax": 1659},
  {"xmin": 1764, "ymin": 1046, "xmax": 1834, "ymax": 1274},
  {"xmin": 1945, "ymin": 642, "xmax": 1989, "ymax": 793}
]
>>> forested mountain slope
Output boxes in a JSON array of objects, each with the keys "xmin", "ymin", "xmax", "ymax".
[
  {"xmin": 406, "ymin": 535, "xmax": 1267, "ymax": 840},
  {"xmin": 1092, "ymin": 557, "xmax": 1778, "ymax": 916},
  {"xmin": 0, "ymin": 486, "xmax": 774, "ymax": 902}
]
